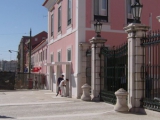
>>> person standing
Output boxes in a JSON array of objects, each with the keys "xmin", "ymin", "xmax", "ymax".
[
  {"xmin": 56, "ymin": 75, "xmax": 64, "ymax": 96},
  {"xmin": 59, "ymin": 79, "xmax": 69, "ymax": 97},
  {"xmin": 35, "ymin": 77, "xmax": 38, "ymax": 89}
]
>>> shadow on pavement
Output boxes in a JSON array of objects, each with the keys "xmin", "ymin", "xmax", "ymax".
[{"xmin": 0, "ymin": 115, "xmax": 14, "ymax": 119}]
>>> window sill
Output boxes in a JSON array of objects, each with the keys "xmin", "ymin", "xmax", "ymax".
[
  {"xmin": 58, "ymin": 30, "xmax": 62, "ymax": 35},
  {"xmin": 67, "ymin": 24, "xmax": 72, "ymax": 30},
  {"xmin": 91, "ymin": 20, "xmax": 111, "ymax": 25},
  {"xmin": 56, "ymin": 0, "xmax": 62, "ymax": 4}
]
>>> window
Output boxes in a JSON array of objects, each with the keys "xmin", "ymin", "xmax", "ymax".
[
  {"xmin": 67, "ymin": 49, "xmax": 71, "ymax": 61},
  {"xmin": 94, "ymin": 0, "xmax": 108, "ymax": 22},
  {"xmin": 51, "ymin": 54, "xmax": 53, "ymax": 62},
  {"xmin": 67, "ymin": 0, "xmax": 72, "ymax": 25},
  {"xmin": 37, "ymin": 54, "xmax": 38, "ymax": 62},
  {"xmin": 42, "ymin": 37, "xmax": 46, "ymax": 40},
  {"xmin": 102, "ymin": 0, "xmax": 107, "ymax": 9},
  {"xmin": 127, "ymin": 0, "xmax": 134, "ymax": 24},
  {"xmin": 39, "ymin": 53, "xmax": 41, "ymax": 62},
  {"xmin": 43, "ymin": 51, "xmax": 44, "ymax": 61},
  {"xmin": 45, "ymin": 49, "xmax": 47, "ymax": 60},
  {"xmin": 51, "ymin": 14, "xmax": 54, "ymax": 36},
  {"xmin": 58, "ymin": 6, "xmax": 62, "ymax": 32},
  {"xmin": 35, "ymin": 38, "xmax": 38, "ymax": 41},
  {"xmin": 41, "ymin": 52, "xmax": 42, "ymax": 61},
  {"xmin": 58, "ymin": 51, "xmax": 61, "ymax": 62}
]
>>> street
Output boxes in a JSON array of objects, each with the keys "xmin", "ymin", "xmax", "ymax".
[{"xmin": 0, "ymin": 90, "xmax": 159, "ymax": 120}]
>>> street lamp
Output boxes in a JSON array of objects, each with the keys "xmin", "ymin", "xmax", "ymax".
[
  {"xmin": 94, "ymin": 20, "xmax": 102, "ymax": 37},
  {"xmin": 131, "ymin": 0, "xmax": 143, "ymax": 23},
  {"xmin": 9, "ymin": 50, "xmax": 19, "ymax": 53}
]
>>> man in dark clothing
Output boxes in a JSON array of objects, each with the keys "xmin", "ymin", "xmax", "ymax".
[{"xmin": 56, "ymin": 75, "xmax": 64, "ymax": 96}]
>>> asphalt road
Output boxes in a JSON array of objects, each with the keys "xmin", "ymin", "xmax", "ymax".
[{"xmin": 0, "ymin": 90, "xmax": 159, "ymax": 120}]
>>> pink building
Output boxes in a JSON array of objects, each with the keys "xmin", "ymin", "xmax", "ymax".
[
  {"xmin": 31, "ymin": 39, "xmax": 48, "ymax": 89},
  {"xmin": 43, "ymin": 0, "xmax": 160, "ymax": 98}
]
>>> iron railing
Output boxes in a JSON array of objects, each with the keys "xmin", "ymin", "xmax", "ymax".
[
  {"xmin": 86, "ymin": 49, "xmax": 91, "ymax": 86},
  {"xmin": 100, "ymin": 42, "xmax": 128, "ymax": 104},
  {"xmin": 15, "ymin": 73, "xmax": 46, "ymax": 90},
  {"xmin": 141, "ymin": 31, "xmax": 160, "ymax": 112}
]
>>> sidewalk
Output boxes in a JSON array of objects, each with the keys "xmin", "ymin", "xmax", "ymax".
[{"xmin": 0, "ymin": 90, "xmax": 159, "ymax": 120}]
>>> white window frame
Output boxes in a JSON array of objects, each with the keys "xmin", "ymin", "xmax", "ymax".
[
  {"xmin": 67, "ymin": 0, "xmax": 72, "ymax": 26},
  {"xmin": 57, "ymin": 50, "xmax": 61, "ymax": 62},
  {"xmin": 50, "ymin": 53, "xmax": 54, "ymax": 63},
  {"xmin": 51, "ymin": 14, "xmax": 54, "ymax": 37},
  {"xmin": 58, "ymin": 4, "xmax": 62, "ymax": 32},
  {"xmin": 45, "ymin": 49, "xmax": 47, "ymax": 60},
  {"xmin": 67, "ymin": 48, "xmax": 72, "ymax": 62},
  {"xmin": 94, "ymin": 0, "xmax": 108, "ymax": 22},
  {"xmin": 126, "ymin": 0, "xmax": 134, "ymax": 24}
]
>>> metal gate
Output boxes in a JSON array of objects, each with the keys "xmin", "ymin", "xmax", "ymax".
[
  {"xmin": 100, "ymin": 42, "xmax": 128, "ymax": 104},
  {"xmin": 141, "ymin": 31, "xmax": 160, "ymax": 112},
  {"xmin": 86, "ymin": 48, "xmax": 91, "ymax": 86}
]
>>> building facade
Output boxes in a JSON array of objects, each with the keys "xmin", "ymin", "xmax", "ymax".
[
  {"xmin": 42, "ymin": 0, "xmax": 160, "ymax": 99},
  {"xmin": 18, "ymin": 31, "xmax": 47, "ymax": 73},
  {"xmin": 2, "ymin": 60, "xmax": 17, "ymax": 72}
]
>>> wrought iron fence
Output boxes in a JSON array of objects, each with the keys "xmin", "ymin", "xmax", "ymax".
[
  {"xmin": 86, "ymin": 49, "xmax": 91, "ymax": 86},
  {"xmin": 15, "ymin": 73, "xmax": 46, "ymax": 90},
  {"xmin": 100, "ymin": 42, "xmax": 128, "ymax": 104},
  {"xmin": 141, "ymin": 31, "xmax": 160, "ymax": 112}
]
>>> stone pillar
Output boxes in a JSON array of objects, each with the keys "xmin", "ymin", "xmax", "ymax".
[
  {"xmin": 124, "ymin": 23, "xmax": 149, "ymax": 112},
  {"xmin": 79, "ymin": 43, "xmax": 91, "ymax": 98},
  {"xmin": 90, "ymin": 37, "xmax": 107, "ymax": 101}
]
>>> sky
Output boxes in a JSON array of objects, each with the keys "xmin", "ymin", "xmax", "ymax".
[{"xmin": 0, "ymin": 0, "xmax": 47, "ymax": 61}]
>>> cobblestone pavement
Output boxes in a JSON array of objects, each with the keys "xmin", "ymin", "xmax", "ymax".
[{"xmin": 0, "ymin": 90, "xmax": 159, "ymax": 120}]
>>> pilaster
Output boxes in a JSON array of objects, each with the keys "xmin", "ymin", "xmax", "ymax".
[
  {"xmin": 90, "ymin": 37, "xmax": 107, "ymax": 101},
  {"xmin": 124, "ymin": 23, "xmax": 149, "ymax": 112}
]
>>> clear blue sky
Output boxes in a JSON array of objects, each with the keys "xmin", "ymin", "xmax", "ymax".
[{"xmin": 0, "ymin": 0, "xmax": 47, "ymax": 61}]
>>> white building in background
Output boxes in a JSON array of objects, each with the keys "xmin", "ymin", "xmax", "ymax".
[{"xmin": 2, "ymin": 60, "xmax": 17, "ymax": 72}]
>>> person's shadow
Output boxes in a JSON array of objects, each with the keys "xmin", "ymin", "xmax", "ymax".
[{"xmin": 0, "ymin": 115, "xmax": 14, "ymax": 119}]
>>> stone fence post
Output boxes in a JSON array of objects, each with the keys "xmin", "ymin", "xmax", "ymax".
[
  {"xmin": 124, "ymin": 23, "xmax": 149, "ymax": 112},
  {"xmin": 90, "ymin": 37, "xmax": 107, "ymax": 101}
]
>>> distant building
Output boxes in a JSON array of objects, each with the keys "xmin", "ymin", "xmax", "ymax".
[
  {"xmin": 2, "ymin": 60, "xmax": 17, "ymax": 72},
  {"xmin": 18, "ymin": 31, "xmax": 47, "ymax": 73}
]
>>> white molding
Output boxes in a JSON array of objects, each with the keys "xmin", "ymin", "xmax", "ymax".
[
  {"xmin": 48, "ymin": 28, "xmax": 77, "ymax": 45},
  {"xmin": 44, "ymin": 62, "xmax": 71, "ymax": 66},
  {"xmin": 86, "ymin": 27, "xmax": 126, "ymax": 33}
]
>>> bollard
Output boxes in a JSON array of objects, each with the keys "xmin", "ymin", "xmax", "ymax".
[
  {"xmin": 81, "ymin": 83, "xmax": 91, "ymax": 101},
  {"xmin": 114, "ymin": 88, "xmax": 129, "ymax": 112}
]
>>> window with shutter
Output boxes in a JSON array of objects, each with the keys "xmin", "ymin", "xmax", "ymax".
[
  {"xmin": 94, "ymin": 0, "xmax": 108, "ymax": 22},
  {"xmin": 51, "ymin": 53, "xmax": 53, "ymax": 62},
  {"xmin": 58, "ymin": 51, "xmax": 61, "ymax": 62},
  {"xmin": 67, "ymin": 49, "xmax": 71, "ymax": 61},
  {"xmin": 58, "ymin": 6, "xmax": 62, "ymax": 32},
  {"xmin": 127, "ymin": 0, "xmax": 134, "ymax": 24},
  {"xmin": 51, "ymin": 14, "xmax": 54, "ymax": 36},
  {"xmin": 67, "ymin": 0, "xmax": 72, "ymax": 25}
]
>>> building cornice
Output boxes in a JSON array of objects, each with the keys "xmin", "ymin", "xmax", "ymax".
[{"xmin": 43, "ymin": 0, "xmax": 57, "ymax": 11}]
